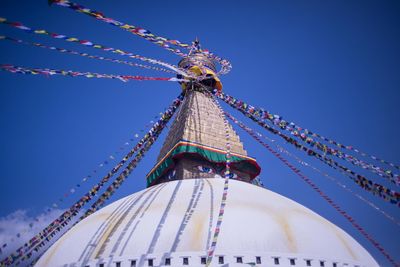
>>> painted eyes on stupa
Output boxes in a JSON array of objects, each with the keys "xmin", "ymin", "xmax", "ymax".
[
  {"xmin": 197, "ymin": 166, "xmax": 214, "ymax": 174},
  {"xmin": 196, "ymin": 165, "xmax": 239, "ymax": 179},
  {"xmin": 226, "ymin": 172, "xmax": 238, "ymax": 179}
]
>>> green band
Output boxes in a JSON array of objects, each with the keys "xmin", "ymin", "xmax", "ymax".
[{"xmin": 146, "ymin": 141, "xmax": 260, "ymax": 186}]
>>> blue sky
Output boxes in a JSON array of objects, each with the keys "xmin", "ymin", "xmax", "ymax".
[{"xmin": 0, "ymin": 0, "xmax": 399, "ymax": 265}]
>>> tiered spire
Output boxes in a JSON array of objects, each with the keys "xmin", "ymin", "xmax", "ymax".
[{"xmin": 146, "ymin": 52, "xmax": 260, "ymax": 186}]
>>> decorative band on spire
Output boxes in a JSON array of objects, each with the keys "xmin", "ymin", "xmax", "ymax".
[{"xmin": 146, "ymin": 140, "xmax": 261, "ymax": 186}]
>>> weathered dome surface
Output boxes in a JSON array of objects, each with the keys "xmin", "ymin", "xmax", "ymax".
[{"xmin": 36, "ymin": 179, "xmax": 378, "ymax": 267}]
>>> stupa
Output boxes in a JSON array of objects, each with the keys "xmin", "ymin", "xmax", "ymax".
[{"xmin": 35, "ymin": 53, "xmax": 378, "ymax": 267}]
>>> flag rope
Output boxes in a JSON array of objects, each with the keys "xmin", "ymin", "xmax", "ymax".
[
  {"xmin": 0, "ymin": 64, "xmax": 186, "ymax": 83},
  {"xmin": 213, "ymin": 90, "xmax": 399, "ymax": 205},
  {"xmin": 0, "ymin": 93, "xmax": 184, "ymax": 266},
  {"xmin": 0, "ymin": 109, "xmax": 172, "ymax": 255},
  {"xmin": 225, "ymin": 111, "xmax": 399, "ymax": 267},
  {"xmin": 0, "ymin": 35, "xmax": 174, "ymax": 73},
  {"xmin": 0, "ymin": 17, "xmax": 186, "ymax": 76},
  {"xmin": 214, "ymin": 91, "xmax": 400, "ymax": 184},
  {"xmin": 227, "ymin": 113, "xmax": 400, "ymax": 227},
  {"xmin": 49, "ymin": 0, "xmax": 232, "ymax": 76},
  {"xmin": 205, "ymin": 95, "xmax": 232, "ymax": 266}
]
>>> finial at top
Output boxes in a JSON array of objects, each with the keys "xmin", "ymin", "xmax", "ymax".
[
  {"xmin": 175, "ymin": 38, "xmax": 221, "ymax": 91},
  {"xmin": 188, "ymin": 37, "xmax": 201, "ymax": 56}
]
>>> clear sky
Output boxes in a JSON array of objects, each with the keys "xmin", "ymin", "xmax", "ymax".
[{"xmin": 0, "ymin": 0, "xmax": 399, "ymax": 265}]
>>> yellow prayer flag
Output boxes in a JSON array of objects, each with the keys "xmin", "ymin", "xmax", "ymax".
[{"xmin": 34, "ymin": 30, "xmax": 47, "ymax": 34}]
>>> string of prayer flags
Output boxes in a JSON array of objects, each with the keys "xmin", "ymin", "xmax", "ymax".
[
  {"xmin": 19, "ymin": 94, "xmax": 184, "ymax": 265},
  {"xmin": 49, "ymin": 0, "xmax": 189, "ymax": 56},
  {"xmin": 0, "ymin": 35, "xmax": 174, "ymax": 73},
  {"xmin": 0, "ymin": 64, "xmax": 186, "ymax": 83},
  {"xmin": 225, "ymin": 111, "xmax": 398, "ymax": 267},
  {"xmin": 228, "ymin": 114, "xmax": 400, "ymax": 227},
  {"xmin": 81, "ymin": 127, "xmax": 164, "ymax": 218},
  {"xmin": 0, "ymin": 93, "xmax": 184, "ymax": 266},
  {"xmin": 213, "ymin": 90, "xmax": 400, "ymax": 186},
  {"xmin": 79, "ymin": 99, "xmax": 185, "ymax": 218},
  {"xmin": 0, "ymin": 111, "xmax": 169, "ymax": 253},
  {"xmin": 0, "ymin": 17, "xmax": 186, "ymax": 75},
  {"xmin": 214, "ymin": 91, "xmax": 400, "ymax": 205},
  {"xmin": 247, "ymin": 108, "xmax": 399, "ymax": 204},
  {"xmin": 302, "ymin": 156, "xmax": 400, "ymax": 227},
  {"xmin": 48, "ymin": 0, "xmax": 232, "ymax": 75},
  {"xmin": 26, "ymin": 136, "xmax": 161, "ymax": 263},
  {"xmin": 205, "ymin": 97, "xmax": 232, "ymax": 266},
  {"xmin": 214, "ymin": 91, "xmax": 400, "ymax": 180}
]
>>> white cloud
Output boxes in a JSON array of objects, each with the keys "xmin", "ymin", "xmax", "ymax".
[{"xmin": 0, "ymin": 208, "xmax": 65, "ymax": 256}]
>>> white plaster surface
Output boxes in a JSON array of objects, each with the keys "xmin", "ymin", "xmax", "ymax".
[{"xmin": 35, "ymin": 179, "xmax": 378, "ymax": 267}]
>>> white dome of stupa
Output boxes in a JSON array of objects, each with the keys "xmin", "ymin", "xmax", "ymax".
[{"xmin": 35, "ymin": 178, "xmax": 378, "ymax": 267}]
